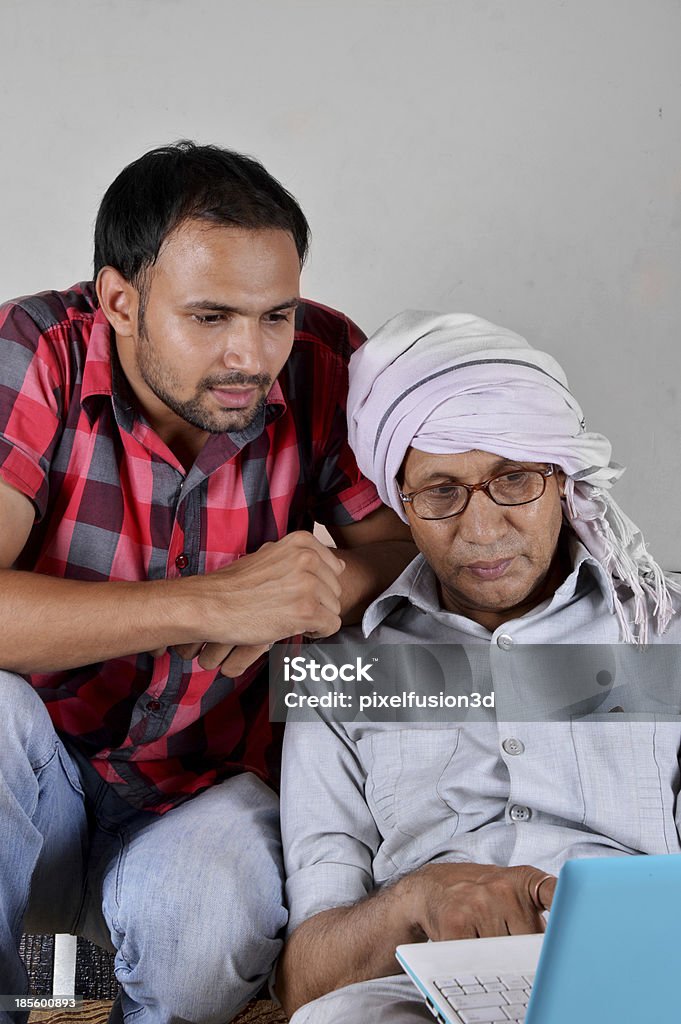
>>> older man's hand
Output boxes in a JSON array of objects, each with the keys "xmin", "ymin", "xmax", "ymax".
[{"xmin": 404, "ymin": 862, "xmax": 556, "ymax": 941}]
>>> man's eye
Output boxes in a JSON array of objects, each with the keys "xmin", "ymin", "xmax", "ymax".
[
  {"xmin": 500, "ymin": 472, "xmax": 529, "ymax": 484},
  {"xmin": 192, "ymin": 314, "xmax": 224, "ymax": 325},
  {"xmin": 264, "ymin": 313, "xmax": 292, "ymax": 324},
  {"xmin": 429, "ymin": 486, "xmax": 462, "ymax": 498}
]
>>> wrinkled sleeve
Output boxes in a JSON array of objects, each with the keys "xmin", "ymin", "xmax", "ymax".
[
  {"xmin": 281, "ymin": 716, "xmax": 381, "ymax": 935},
  {"xmin": 0, "ymin": 302, "xmax": 63, "ymax": 520},
  {"xmin": 310, "ymin": 315, "xmax": 382, "ymax": 527}
]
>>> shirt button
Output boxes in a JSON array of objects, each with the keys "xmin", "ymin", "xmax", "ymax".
[
  {"xmin": 510, "ymin": 804, "xmax": 531, "ymax": 822},
  {"xmin": 502, "ymin": 738, "xmax": 525, "ymax": 756},
  {"xmin": 496, "ymin": 633, "xmax": 514, "ymax": 650},
  {"xmin": 175, "ymin": 554, "xmax": 189, "ymax": 570},
  {"xmin": 147, "ymin": 699, "xmax": 162, "ymax": 712}
]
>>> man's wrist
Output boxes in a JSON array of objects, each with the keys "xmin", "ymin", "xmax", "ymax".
[
  {"xmin": 166, "ymin": 573, "xmax": 223, "ymax": 645},
  {"xmin": 387, "ymin": 872, "xmax": 429, "ymax": 943}
]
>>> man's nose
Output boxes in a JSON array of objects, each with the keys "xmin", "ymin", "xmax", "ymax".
[
  {"xmin": 456, "ymin": 489, "xmax": 510, "ymax": 544},
  {"xmin": 221, "ymin": 318, "xmax": 265, "ymax": 373}
]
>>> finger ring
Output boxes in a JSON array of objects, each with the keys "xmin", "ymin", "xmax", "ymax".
[{"xmin": 529, "ymin": 873, "xmax": 553, "ymax": 909}]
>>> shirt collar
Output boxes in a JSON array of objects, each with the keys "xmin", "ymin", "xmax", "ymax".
[
  {"xmin": 361, "ymin": 534, "xmax": 615, "ymax": 638},
  {"xmin": 264, "ymin": 377, "xmax": 287, "ymax": 414},
  {"xmin": 81, "ymin": 306, "xmax": 117, "ymax": 415}
]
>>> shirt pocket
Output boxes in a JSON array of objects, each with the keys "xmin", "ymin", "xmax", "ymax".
[
  {"xmin": 360, "ymin": 728, "xmax": 461, "ymax": 846},
  {"xmin": 570, "ymin": 718, "xmax": 681, "ymax": 853}
]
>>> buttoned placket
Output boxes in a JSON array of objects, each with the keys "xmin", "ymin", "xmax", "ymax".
[
  {"xmin": 130, "ymin": 425, "xmax": 265, "ymax": 732},
  {"xmin": 490, "ymin": 626, "xmax": 536, "ymax": 833}
]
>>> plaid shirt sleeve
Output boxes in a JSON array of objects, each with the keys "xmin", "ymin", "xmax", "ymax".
[
  {"xmin": 0, "ymin": 301, "xmax": 66, "ymax": 519},
  {"xmin": 301, "ymin": 305, "xmax": 382, "ymax": 527}
]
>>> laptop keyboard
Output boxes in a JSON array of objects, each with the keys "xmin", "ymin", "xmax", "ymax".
[{"xmin": 433, "ymin": 972, "xmax": 535, "ymax": 1023}]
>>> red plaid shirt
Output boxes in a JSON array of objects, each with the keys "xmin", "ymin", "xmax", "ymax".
[{"xmin": 0, "ymin": 283, "xmax": 381, "ymax": 812}]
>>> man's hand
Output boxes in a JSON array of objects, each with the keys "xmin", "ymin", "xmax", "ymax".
[
  {"xmin": 170, "ymin": 532, "xmax": 345, "ymax": 670},
  {"xmin": 148, "ymin": 642, "xmax": 272, "ymax": 675},
  {"xmin": 405, "ymin": 862, "xmax": 556, "ymax": 940},
  {"xmin": 277, "ymin": 860, "xmax": 555, "ymax": 1016},
  {"xmin": 166, "ymin": 509, "xmax": 416, "ymax": 675}
]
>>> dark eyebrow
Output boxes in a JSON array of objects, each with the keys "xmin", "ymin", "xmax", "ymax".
[{"xmin": 182, "ymin": 297, "xmax": 300, "ymax": 315}]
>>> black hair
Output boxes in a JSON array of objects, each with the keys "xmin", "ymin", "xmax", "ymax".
[{"xmin": 93, "ymin": 140, "xmax": 310, "ymax": 289}]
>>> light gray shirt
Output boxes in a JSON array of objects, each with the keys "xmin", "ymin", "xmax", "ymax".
[{"xmin": 281, "ymin": 544, "xmax": 681, "ymax": 934}]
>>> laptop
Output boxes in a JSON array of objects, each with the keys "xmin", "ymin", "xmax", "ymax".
[{"xmin": 396, "ymin": 853, "xmax": 681, "ymax": 1024}]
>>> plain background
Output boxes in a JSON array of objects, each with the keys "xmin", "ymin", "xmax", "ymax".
[{"xmin": 1, "ymin": 0, "xmax": 679, "ymax": 568}]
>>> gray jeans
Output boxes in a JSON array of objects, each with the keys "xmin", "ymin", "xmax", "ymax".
[{"xmin": 0, "ymin": 671, "xmax": 286, "ymax": 1024}]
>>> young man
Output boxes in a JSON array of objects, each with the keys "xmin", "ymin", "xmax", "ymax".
[
  {"xmin": 0, "ymin": 142, "xmax": 412, "ymax": 1023},
  {"xmin": 277, "ymin": 311, "xmax": 681, "ymax": 1022}
]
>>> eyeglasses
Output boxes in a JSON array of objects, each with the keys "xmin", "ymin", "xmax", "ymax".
[{"xmin": 399, "ymin": 465, "xmax": 556, "ymax": 521}]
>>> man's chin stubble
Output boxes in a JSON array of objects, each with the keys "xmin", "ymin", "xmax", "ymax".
[
  {"xmin": 190, "ymin": 395, "xmax": 266, "ymax": 434},
  {"xmin": 148, "ymin": 386, "xmax": 266, "ymax": 434}
]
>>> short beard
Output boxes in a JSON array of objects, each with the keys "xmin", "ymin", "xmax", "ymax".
[{"xmin": 135, "ymin": 313, "xmax": 271, "ymax": 434}]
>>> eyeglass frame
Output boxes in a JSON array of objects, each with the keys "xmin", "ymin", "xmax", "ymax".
[{"xmin": 398, "ymin": 464, "xmax": 557, "ymax": 521}]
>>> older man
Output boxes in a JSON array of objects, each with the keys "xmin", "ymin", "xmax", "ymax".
[{"xmin": 276, "ymin": 312, "xmax": 681, "ymax": 1022}]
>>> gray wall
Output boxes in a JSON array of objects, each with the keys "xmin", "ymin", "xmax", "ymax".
[{"xmin": 1, "ymin": 0, "xmax": 679, "ymax": 567}]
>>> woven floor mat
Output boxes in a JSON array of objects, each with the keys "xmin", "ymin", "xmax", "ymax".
[
  {"xmin": 21, "ymin": 935, "xmax": 287, "ymax": 1022},
  {"xmin": 232, "ymin": 1000, "xmax": 288, "ymax": 1024},
  {"xmin": 28, "ymin": 1001, "xmax": 113, "ymax": 1023},
  {"xmin": 19, "ymin": 935, "xmax": 56, "ymax": 996},
  {"xmin": 21, "ymin": 935, "xmax": 119, "ymax": 1001}
]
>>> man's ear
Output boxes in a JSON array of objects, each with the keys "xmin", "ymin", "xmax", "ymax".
[
  {"xmin": 96, "ymin": 267, "xmax": 140, "ymax": 339},
  {"xmin": 556, "ymin": 467, "xmax": 567, "ymax": 498}
]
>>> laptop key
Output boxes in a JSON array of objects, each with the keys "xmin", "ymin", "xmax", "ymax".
[
  {"xmin": 501, "ymin": 1005, "xmax": 526, "ymax": 1020},
  {"xmin": 502, "ymin": 993, "xmax": 528, "ymax": 1007},
  {"xmin": 454, "ymin": 974, "xmax": 480, "ymax": 986},
  {"xmin": 462, "ymin": 985, "xmax": 485, "ymax": 994},
  {"xmin": 448, "ymin": 993, "xmax": 506, "ymax": 1010},
  {"xmin": 456, "ymin": 1010, "xmax": 512, "ymax": 1024},
  {"xmin": 436, "ymin": 985, "xmax": 463, "ymax": 998},
  {"xmin": 500, "ymin": 976, "xmax": 526, "ymax": 990}
]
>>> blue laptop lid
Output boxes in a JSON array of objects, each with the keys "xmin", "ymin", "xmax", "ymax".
[{"xmin": 526, "ymin": 853, "xmax": 681, "ymax": 1024}]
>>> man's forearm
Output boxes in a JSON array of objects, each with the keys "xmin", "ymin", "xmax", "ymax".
[
  {"xmin": 0, "ymin": 569, "xmax": 201, "ymax": 672},
  {"xmin": 276, "ymin": 862, "xmax": 555, "ymax": 1017},
  {"xmin": 336, "ymin": 541, "xmax": 416, "ymax": 624},
  {"xmin": 276, "ymin": 882, "xmax": 419, "ymax": 1018},
  {"xmin": 0, "ymin": 532, "xmax": 347, "ymax": 674}
]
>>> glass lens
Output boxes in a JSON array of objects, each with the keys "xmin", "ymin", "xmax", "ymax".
[
  {"xmin": 413, "ymin": 484, "xmax": 467, "ymax": 519},
  {"xmin": 488, "ymin": 470, "xmax": 544, "ymax": 505}
]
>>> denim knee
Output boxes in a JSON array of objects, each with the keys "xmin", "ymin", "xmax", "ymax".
[
  {"xmin": 115, "ymin": 882, "xmax": 286, "ymax": 1024},
  {"xmin": 109, "ymin": 775, "xmax": 287, "ymax": 1023},
  {"xmin": 0, "ymin": 670, "xmax": 55, "ymax": 763}
]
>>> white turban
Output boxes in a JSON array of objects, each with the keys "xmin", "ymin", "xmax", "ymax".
[{"xmin": 347, "ymin": 310, "xmax": 679, "ymax": 644}]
